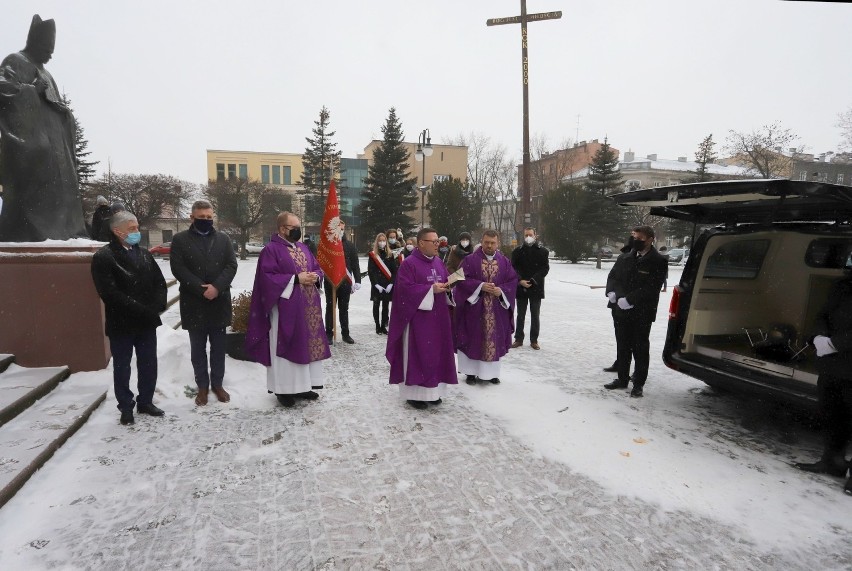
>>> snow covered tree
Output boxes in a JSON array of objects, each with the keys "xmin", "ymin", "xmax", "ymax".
[
  {"xmin": 724, "ymin": 122, "xmax": 799, "ymax": 178},
  {"xmin": 300, "ymin": 106, "xmax": 342, "ymax": 224},
  {"xmin": 837, "ymin": 106, "xmax": 852, "ymax": 151},
  {"xmin": 694, "ymin": 133, "xmax": 717, "ymax": 182},
  {"xmin": 427, "ymin": 177, "xmax": 481, "ymax": 242},
  {"xmin": 360, "ymin": 108, "xmax": 419, "ymax": 238}
]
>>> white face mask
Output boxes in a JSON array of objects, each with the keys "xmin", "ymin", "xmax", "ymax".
[
  {"xmin": 460, "ymin": 240, "xmax": 470, "ymax": 248},
  {"xmin": 405, "ymin": 244, "xmax": 414, "ymax": 252},
  {"xmin": 388, "ymin": 238, "xmax": 397, "ymax": 245},
  {"xmin": 378, "ymin": 241, "xmax": 387, "ymax": 249},
  {"xmin": 524, "ymin": 236, "xmax": 535, "ymax": 245}
]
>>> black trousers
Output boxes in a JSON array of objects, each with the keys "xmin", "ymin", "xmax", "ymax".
[
  {"xmin": 109, "ymin": 329, "xmax": 158, "ymax": 412},
  {"xmin": 325, "ymin": 286, "xmax": 351, "ymax": 335},
  {"xmin": 188, "ymin": 327, "xmax": 227, "ymax": 389},
  {"xmin": 817, "ymin": 373, "xmax": 852, "ymax": 461},
  {"xmin": 614, "ymin": 315, "xmax": 653, "ymax": 386},
  {"xmin": 515, "ymin": 296, "xmax": 542, "ymax": 342},
  {"xmin": 373, "ymin": 298, "xmax": 389, "ymax": 328}
]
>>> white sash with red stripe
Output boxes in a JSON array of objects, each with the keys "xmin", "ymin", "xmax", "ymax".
[{"xmin": 369, "ymin": 251, "xmax": 393, "ymax": 281}]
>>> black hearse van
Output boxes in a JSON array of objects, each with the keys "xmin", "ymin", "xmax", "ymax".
[{"xmin": 612, "ymin": 179, "xmax": 852, "ymax": 411}]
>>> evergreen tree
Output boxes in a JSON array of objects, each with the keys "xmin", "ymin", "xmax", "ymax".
[
  {"xmin": 694, "ymin": 133, "xmax": 717, "ymax": 182},
  {"xmin": 427, "ymin": 177, "xmax": 481, "ymax": 241},
  {"xmin": 360, "ymin": 108, "xmax": 419, "ymax": 238},
  {"xmin": 61, "ymin": 94, "xmax": 99, "ymax": 187},
  {"xmin": 584, "ymin": 138, "xmax": 627, "ymax": 241},
  {"xmin": 540, "ymin": 183, "xmax": 589, "ymax": 263},
  {"xmin": 300, "ymin": 106, "xmax": 342, "ymax": 223}
]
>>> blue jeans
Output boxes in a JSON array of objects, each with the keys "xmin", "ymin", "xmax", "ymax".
[
  {"xmin": 109, "ymin": 329, "xmax": 158, "ymax": 412},
  {"xmin": 188, "ymin": 327, "xmax": 227, "ymax": 389}
]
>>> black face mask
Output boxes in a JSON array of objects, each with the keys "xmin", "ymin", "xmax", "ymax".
[
  {"xmin": 193, "ymin": 218, "xmax": 214, "ymax": 234},
  {"xmin": 288, "ymin": 227, "xmax": 302, "ymax": 242},
  {"xmin": 633, "ymin": 239, "xmax": 647, "ymax": 251}
]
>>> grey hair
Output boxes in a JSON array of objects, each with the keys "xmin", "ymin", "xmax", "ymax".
[
  {"xmin": 110, "ymin": 211, "xmax": 137, "ymax": 229},
  {"xmin": 192, "ymin": 199, "xmax": 213, "ymax": 212}
]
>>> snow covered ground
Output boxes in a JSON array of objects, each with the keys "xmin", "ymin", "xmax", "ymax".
[{"xmin": 0, "ymin": 257, "xmax": 849, "ymax": 570}]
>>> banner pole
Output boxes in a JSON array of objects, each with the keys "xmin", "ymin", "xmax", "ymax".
[{"xmin": 332, "ymin": 283, "xmax": 338, "ymax": 345}]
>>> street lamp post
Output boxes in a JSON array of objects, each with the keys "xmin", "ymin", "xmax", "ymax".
[{"xmin": 414, "ymin": 129, "xmax": 433, "ymax": 228}]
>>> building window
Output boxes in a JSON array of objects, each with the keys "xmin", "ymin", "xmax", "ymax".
[
  {"xmin": 227, "ymin": 164, "xmax": 236, "ymax": 179},
  {"xmin": 162, "ymin": 229, "xmax": 173, "ymax": 242},
  {"xmin": 819, "ymin": 172, "xmax": 828, "ymax": 182},
  {"xmin": 433, "ymin": 174, "xmax": 450, "ymax": 182},
  {"xmin": 261, "ymin": 165, "xmax": 270, "ymax": 184},
  {"xmin": 238, "ymin": 164, "xmax": 248, "ymax": 180},
  {"xmin": 216, "ymin": 163, "xmax": 225, "ymax": 181},
  {"xmin": 799, "ymin": 171, "xmax": 808, "ymax": 181},
  {"xmin": 653, "ymin": 181, "xmax": 663, "ymax": 188},
  {"xmin": 838, "ymin": 173, "xmax": 845, "ymax": 185},
  {"xmin": 272, "ymin": 165, "xmax": 281, "ymax": 185},
  {"xmin": 283, "ymin": 166, "xmax": 292, "ymax": 185}
]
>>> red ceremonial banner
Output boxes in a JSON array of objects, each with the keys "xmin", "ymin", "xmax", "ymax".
[{"xmin": 315, "ymin": 180, "xmax": 347, "ymax": 287}]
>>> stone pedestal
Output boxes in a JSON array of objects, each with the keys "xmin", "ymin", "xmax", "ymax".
[{"xmin": 0, "ymin": 241, "xmax": 110, "ymax": 372}]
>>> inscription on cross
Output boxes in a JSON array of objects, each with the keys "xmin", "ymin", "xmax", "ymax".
[{"xmin": 487, "ymin": 1, "xmax": 561, "ymax": 230}]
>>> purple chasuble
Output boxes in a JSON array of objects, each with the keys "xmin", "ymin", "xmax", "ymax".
[
  {"xmin": 244, "ymin": 234, "xmax": 331, "ymax": 366},
  {"xmin": 385, "ymin": 249, "xmax": 457, "ymax": 388},
  {"xmin": 453, "ymin": 249, "xmax": 518, "ymax": 362}
]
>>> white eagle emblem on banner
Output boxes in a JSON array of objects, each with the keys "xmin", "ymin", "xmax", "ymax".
[{"xmin": 324, "ymin": 216, "xmax": 344, "ymax": 244}]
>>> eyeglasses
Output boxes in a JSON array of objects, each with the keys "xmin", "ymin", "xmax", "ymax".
[{"xmin": 419, "ymin": 239, "xmax": 440, "ymax": 245}]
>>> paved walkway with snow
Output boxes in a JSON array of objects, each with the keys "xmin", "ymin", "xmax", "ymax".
[{"xmin": 1, "ymin": 259, "xmax": 850, "ymax": 570}]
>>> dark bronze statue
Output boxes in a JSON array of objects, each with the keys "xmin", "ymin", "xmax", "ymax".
[{"xmin": 0, "ymin": 15, "xmax": 87, "ymax": 242}]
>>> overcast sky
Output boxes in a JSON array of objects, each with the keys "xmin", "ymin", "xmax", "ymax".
[{"xmin": 3, "ymin": 0, "xmax": 850, "ymax": 184}]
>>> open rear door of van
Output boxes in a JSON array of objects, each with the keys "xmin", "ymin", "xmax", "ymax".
[{"xmin": 610, "ymin": 179, "xmax": 852, "ymax": 224}]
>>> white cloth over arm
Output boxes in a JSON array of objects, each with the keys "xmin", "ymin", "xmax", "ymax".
[
  {"xmin": 466, "ymin": 283, "xmax": 509, "ymax": 308},
  {"xmin": 279, "ymin": 275, "xmax": 295, "ymax": 299}
]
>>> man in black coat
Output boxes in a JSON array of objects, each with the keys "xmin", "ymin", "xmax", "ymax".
[
  {"xmin": 603, "ymin": 225, "xmax": 668, "ymax": 398},
  {"xmin": 91, "ymin": 211, "xmax": 168, "ymax": 425},
  {"xmin": 324, "ymin": 220, "xmax": 361, "ymax": 344},
  {"xmin": 795, "ymin": 259, "xmax": 852, "ymax": 495},
  {"xmin": 511, "ymin": 227, "xmax": 550, "ymax": 350},
  {"xmin": 90, "ymin": 195, "xmax": 111, "ymax": 241},
  {"xmin": 170, "ymin": 200, "xmax": 238, "ymax": 406}
]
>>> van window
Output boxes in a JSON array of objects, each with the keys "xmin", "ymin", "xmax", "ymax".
[
  {"xmin": 703, "ymin": 239, "xmax": 770, "ymax": 279},
  {"xmin": 805, "ymin": 238, "xmax": 852, "ymax": 269}
]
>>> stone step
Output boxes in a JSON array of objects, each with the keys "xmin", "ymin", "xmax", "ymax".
[
  {"xmin": 0, "ymin": 364, "xmax": 70, "ymax": 427},
  {"xmin": 0, "ymin": 355, "xmax": 13, "ymax": 374},
  {"xmin": 0, "ymin": 376, "xmax": 106, "ymax": 508}
]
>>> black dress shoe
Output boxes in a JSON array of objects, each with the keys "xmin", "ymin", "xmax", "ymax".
[
  {"xmin": 276, "ymin": 394, "xmax": 296, "ymax": 407},
  {"xmin": 630, "ymin": 386, "xmax": 644, "ymax": 398},
  {"xmin": 295, "ymin": 391, "xmax": 319, "ymax": 400},
  {"xmin": 407, "ymin": 400, "xmax": 428, "ymax": 409},
  {"xmin": 120, "ymin": 410, "xmax": 134, "ymax": 425},
  {"xmin": 342, "ymin": 335, "xmax": 355, "ymax": 344},
  {"xmin": 312, "ymin": 385, "xmax": 324, "ymax": 390},
  {"xmin": 380, "ymin": 326, "xmax": 388, "ymax": 335},
  {"xmin": 465, "ymin": 375, "xmax": 477, "ymax": 385},
  {"xmin": 794, "ymin": 459, "xmax": 848, "ymax": 477},
  {"xmin": 137, "ymin": 403, "xmax": 164, "ymax": 416},
  {"xmin": 429, "ymin": 398, "xmax": 442, "ymax": 405},
  {"xmin": 478, "ymin": 377, "xmax": 500, "ymax": 384},
  {"xmin": 845, "ymin": 476, "xmax": 852, "ymax": 496},
  {"xmin": 604, "ymin": 380, "xmax": 629, "ymax": 390},
  {"xmin": 603, "ymin": 364, "xmax": 618, "ymax": 372},
  {"xmin": 376, "ymin": 325, "xmax": 382, "ymax": 334}
]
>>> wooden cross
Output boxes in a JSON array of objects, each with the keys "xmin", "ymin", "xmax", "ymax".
[{"xmin": 487, "ymin": 1, "xmax": 561, "ymax": 230}]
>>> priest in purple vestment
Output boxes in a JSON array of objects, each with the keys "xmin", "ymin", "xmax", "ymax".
[
  {"xmin": 453, "ymin": 230, "xmax": 518, "ymax": 385},
  {"xmin": 386, "ymin": 227, "xmax": 458, "ymax": 410},
  {"xmin": 244, "ymin": 212, "xmax": 331, "ymax": 407}
]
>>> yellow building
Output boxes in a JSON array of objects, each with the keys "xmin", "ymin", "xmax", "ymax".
[{"xmin": 359, "ymin": 141, "xmax": 469, "ymax": 228}]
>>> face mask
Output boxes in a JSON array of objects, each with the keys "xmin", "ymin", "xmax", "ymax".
[
  {"xmin": 378, "ymin": 241, "xmax": 387, "ymax": 249},
  {"xmin": 633, "ymin": 239, "xmax": 647, "ymax": 251},
  {"xmin": 125, "ymin": 231, "xmax": 142, "ymax": 246},
  {"xmin": 460, "ymin": 240, "xmax": 470, "ymax": 248},
  {"xmin": 288, "ymin": 227, "xmax": 302, "ymax": 242},
  {"xmin": 389, "ymin": 238, "xmax": 397, "ymax": 245},
  {"xmin": 405, "ymin": 244, "xmax": 414, "ymax": 252},
  {"xmin": 524, "ymin": 236, "xmax": 535, "ymax": 245},
  {"xmin": 193, "ymin": 218, "xmax": 214, "ymax": 234}
]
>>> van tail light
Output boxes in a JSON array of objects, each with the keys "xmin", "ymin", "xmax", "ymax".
[{"xmin": 668, "ymin": 286, "xmax": 681, "ymax": 320}]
